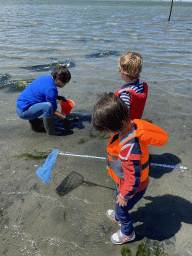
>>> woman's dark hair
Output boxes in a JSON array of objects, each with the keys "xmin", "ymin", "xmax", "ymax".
[
  {"xmin": 92, "ymin": 92, "xmax": 130, "ymax": 133},
  {"xmin": 51, "ymin": 66, "xmax": 71, "ymax": 84}
]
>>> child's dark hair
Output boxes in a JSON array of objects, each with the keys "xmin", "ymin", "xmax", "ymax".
[
  {"xmin": 92, "ymin": 92, "xmax": 130, "ymax": 133},
  {"xmin": 51, "ymin": 66, "xmax": 71, "ymax": 84}
]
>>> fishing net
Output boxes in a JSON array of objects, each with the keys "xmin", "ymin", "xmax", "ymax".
[
  {"xmin": 55, "ymin": 171, "xmax": 115, "ymax": 196},
  {"xmin": 55, "ymin": 171, "xmax": 85, "ymax": 196}
]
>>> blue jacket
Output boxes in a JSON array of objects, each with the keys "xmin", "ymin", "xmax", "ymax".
[{"xmin": 17, "ymin": 75, "xmax": 58, "ymax": 111}]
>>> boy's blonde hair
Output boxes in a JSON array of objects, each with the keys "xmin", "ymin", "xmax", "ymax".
[{"xmin": 118, "ymin": 52, "xmax": 143, "ymax": 80}]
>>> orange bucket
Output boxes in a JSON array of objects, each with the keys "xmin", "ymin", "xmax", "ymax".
[{"xmin": 60, "ymin": 99, "xmax": 75, "ymax": 116}]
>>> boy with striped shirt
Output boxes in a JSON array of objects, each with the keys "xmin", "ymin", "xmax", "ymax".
[{"xmin": 115, "ymin": 52, "xmax": 148, "ymax": 120}]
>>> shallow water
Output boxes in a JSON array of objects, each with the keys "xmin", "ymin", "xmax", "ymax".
[{"xmin": 0, "ymin": 0, "xmax": 191, "ymax": 115}]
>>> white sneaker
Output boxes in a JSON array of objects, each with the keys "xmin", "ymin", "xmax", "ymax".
[
  {"xmin": 106, "ymin": 210, "xmax": 121, "ymax": 226},
  {"xmin": 111, "ymin": 229, "xmax": 135, "ymax": 244}
]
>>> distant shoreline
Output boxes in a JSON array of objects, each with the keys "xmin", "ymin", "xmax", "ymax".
[{"xmin": 114, "ymin": 0, "xmax": 192, "ymax": 2}]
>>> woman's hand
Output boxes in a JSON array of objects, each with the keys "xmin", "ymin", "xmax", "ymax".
[
  {"xmin": 57, "ymin": 95, "xmax": 66, "ymax": 101},
  {"xmin": 54, "ymin": 110, "xmax": 66, "ymax": 120},
  {"xmin": 116, "ymin": 194, "xmax": 128, "ymax": 207}
]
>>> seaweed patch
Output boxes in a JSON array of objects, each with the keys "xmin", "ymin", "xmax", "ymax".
[
  {"xmin": 121, "ymin": 238, "xmax": 169, "ymax": 256},
  {"xmin": 17, "ymin": 150, "xmax": 50, "ymax": 160},
  {"xmin": 87, "ymin": 50, "xmax": 119, "ymax": 58},
  {"xmin": 0, "ymin": 79, "xmax": 33, "ymax": 92},
  {"xmin": 73, "ymin": 38, "xmax": 93, "ymax": 44},
  {"xmin": 63, "ymin": 210, "xmax": 67, "ymax": 220},
  {"xmin": 13, "ymin": 80, "xmax": 31, "ymax": 89},
  {"xmin": 0, "ymin": 74, "xmax": 11, "ymax": 84},
  {"xmin": 0, "ymin": 210, "xmax": 3, "ymax": 224},
  {"xmin": 21, "ymin": 61, "xmax": 75, "ymax": 72},
  {"xmin": 78, "ymin": 133, "xmax": 110, "ymax": 144}
]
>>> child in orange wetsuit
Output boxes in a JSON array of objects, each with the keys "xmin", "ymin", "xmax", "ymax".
[
  {"xmin": 92, "ymin": 93, "xmax": 168, "ymax": 244},
  {"xmin": 115, "ymin": 52, "xmax": 148, "ymax": 120}
]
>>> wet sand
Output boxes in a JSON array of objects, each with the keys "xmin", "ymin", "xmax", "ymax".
[{"xmin": 0, "ymin": 82, "xmax": 192, "ymax": 256}]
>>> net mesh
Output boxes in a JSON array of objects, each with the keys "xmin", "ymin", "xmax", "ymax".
[{"xmin": 55, "ymin": 171, "xmax": 84, "ymax": 196}]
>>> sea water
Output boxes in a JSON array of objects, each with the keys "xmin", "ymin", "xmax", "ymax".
[{"xmin": 0, "ymin": 0, "xmax": 191, "ymax": 116}]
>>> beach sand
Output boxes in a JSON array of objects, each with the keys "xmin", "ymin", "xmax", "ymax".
[{"xmin": 0, "ymin": 82, "xmax": 192, "ymax": 256}]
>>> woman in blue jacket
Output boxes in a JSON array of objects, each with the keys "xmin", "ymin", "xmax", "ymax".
[{"xmin": 16, "ymin": 66, "xmax": 77, "ymax": 135}]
